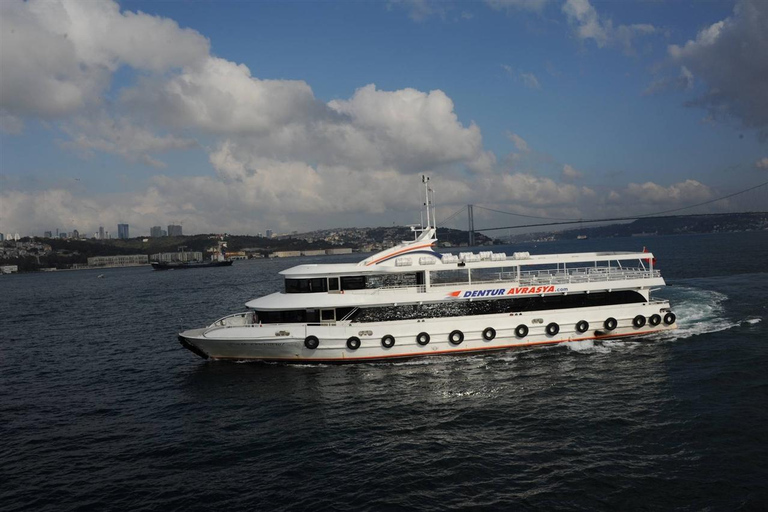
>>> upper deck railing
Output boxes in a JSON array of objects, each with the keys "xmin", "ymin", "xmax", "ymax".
[{"xmin": 429, "ymin": 267, "xmax": 661, "ymax": 289}]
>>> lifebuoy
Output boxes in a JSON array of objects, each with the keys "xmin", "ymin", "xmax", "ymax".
[
  {"xmin": 576, "ymin": 320, "xmax": 589, "ymax": 333},
  {"xmin": 663, "ymin": 312, "xmax": 676, "ymax": 325},
  {"xmin": 346, "ymin": 336, "xmax": 361, "ymax": 350},
  {"xmin": 449, "ymin": 330, "xmax": 464, "ymax": 345},
  {"xmin": 546, "ymin": 322, "xmax": 559, "ymax": 336},
  {"xmin": 482, "ymin": 327, "xmax": 496, "ymax": 341},
  {"xmin": 381, "ymin": 335, "xmax": 395, "ymax": 348},
  {"xmin": 515, "ymin": 324, "xmax": 528, "ymax": 338},
  {"xmin": 633, "ymin": 315, "xmax": 646, "ymax": 329},
  {"xmin": 604, "ymin": 317, "xmax": 617, "ymax": 331},
  {"xmin": 416, "ymin": 332, "xmax": 430, "ymax": 346},
  {"xmin": 649, "ymin": 314, "xmax": 662, "ymax": 326},
  {"xmin": 304, "ymin": 336, "xmax": 319, "ymax": 350}
]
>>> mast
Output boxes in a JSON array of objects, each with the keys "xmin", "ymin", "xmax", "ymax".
[{"xmin": 425, "ymin": 175, "xmax": 429, "ymax": 228}]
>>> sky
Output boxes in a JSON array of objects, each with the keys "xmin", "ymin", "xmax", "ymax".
[{"xmin": 1, "ymin": 0, "xmax": 766, "ymax": 237}]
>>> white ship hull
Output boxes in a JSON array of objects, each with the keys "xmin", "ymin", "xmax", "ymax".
[{"xmin": 179, "ymin": 300, "xmax": 676, "ymax": 363}]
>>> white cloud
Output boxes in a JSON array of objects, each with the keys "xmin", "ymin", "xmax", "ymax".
[
  {"xmin": 623, "ymin": 179, "xmax": 712, "ymax": 205},
  {"xmin": 668, "ymin": 0, "xmax": 768, "ymax": 139},
  {"xmin": 390, "ymin": 0, "xmax": 448, "ymax": 22},
  {"xmin": 502, "ymin": 65, "xmax": 542, "ymax": 90},
  {"xmin": 562, "ymin": 164, "xmax": 583, "ymax": 180},
  {"xmin": 0, "ymin": 0, "xmax": 209, "ymax": 118},
  {"xmin": 521, "ymin": 73, "xmax": 541, "ymax": 90},
  {"xmin": 59, "ymin": 115, "xmax": 197, "ymax": 167},
  {"xmin": 507, "ymin": 132, "xmax": 530, "ymax": 152},
  {"xmin": 562, "ymin": 0, "xmax": 656, "ymax": 53},
  {"xmin": 643, "ymin": 66, "xmax": 695, "ymax": 96},
  {"xmin": 121, "ymin": 57, "xmax": 323, "ymax": 134}
]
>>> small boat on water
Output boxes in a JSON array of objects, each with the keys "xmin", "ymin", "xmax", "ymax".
[{"xmin": 178, "ymin": 177, "xmax": 677, "ymax": 362}]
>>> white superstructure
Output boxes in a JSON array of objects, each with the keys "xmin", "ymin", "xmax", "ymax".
[{"xmin": 179, "ymin": 178, "xmax": 676, "ymax": 362}]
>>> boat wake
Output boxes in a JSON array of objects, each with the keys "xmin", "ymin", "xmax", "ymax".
[
  {"xmin": 566, "ymin": 285, "xmax": 743, "ymax": 353},
  {"xmin": 650, "ymin": 286, "xmax": 736, "ymax": 342}
]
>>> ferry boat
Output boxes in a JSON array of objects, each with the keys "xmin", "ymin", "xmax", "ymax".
[{"xmin": 178, "ymin": 177, "xmax": 677, "ymax": 362}]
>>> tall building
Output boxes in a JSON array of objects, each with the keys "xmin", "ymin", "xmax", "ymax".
[
  {"xmin": 0, "ymin": 233, "xmax": 4, "ymax": 241},
  {"xmin": 150, "ymin": 226, "xmax": 164, "ymax": 237},
  {"xmin": 99, "ymin": 226, "xmax": 105, "ymax": 240},
  {"xmin": 117, "ymin": 223, "xmax": 129, "ymax": 239},
  {"xmin": 167, "ymin": 224, "xmax": 183, "ymax": 237},
  {"xmin": 266, "ymin": 229, "xmax": 273, "ymax": 238},
  {"xmin": 72, "ymin": 229, "xmax": 79, "ymax": 239}
]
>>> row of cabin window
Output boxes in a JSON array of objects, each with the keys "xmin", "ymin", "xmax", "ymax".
[
  {"xmin": 284, "ymin": 273, "xmax": 422, "ymax": 293},
  {"xmin": 255, "ymin": 307, "xmax": 356, "ymax": 324}
]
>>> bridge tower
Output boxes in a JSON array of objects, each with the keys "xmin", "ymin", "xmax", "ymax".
[{"xmin": 468, "ymin": 204, "xmax": 475, "ymax": 246}]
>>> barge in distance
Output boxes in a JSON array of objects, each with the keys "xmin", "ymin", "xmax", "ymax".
[{"xmin": 178, "ymin": 177, "xmax": 676, "ymax": 362}]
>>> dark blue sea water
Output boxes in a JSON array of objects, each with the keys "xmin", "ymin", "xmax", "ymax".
[{"xmin": 2, "ymin": 231, "xmax": 767, "ymax": 511}]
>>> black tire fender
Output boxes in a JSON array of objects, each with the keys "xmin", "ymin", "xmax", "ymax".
[
  {"xmin": 416, "ymin": 332, "xmax": 430, "ymax": 346},
  {"xmin": 304, "ymin": 336, "xmax": 319, "ymax": 350},
  {"xmin": 449, "ymin": 330, "xmax": 464, "ymax": 345},
  {"xmin": 604, "ymin": 317, "xmax": 618, "ymax": 331},
  {"xmin": 633, "ymin": 315, "xmax": 647, "ymax": 329},
  {"xmin": 649, "ymin": 314, "xmax": 662, "ymax": 326},
  {"xmin": 575, "ymin": 320, "xmax": 589, "ymax": 333},
  {"xmin": 546, "ymin": 322, "xmax": 560, "ymax": 336},
  {"xmin": 346, "ymin": 336, "xmax": 361, "ymax": 350},
  {"xmin": 381, "ymin": 335, "xmax": 395, "ymax": 348},
  {"xmin": 482, "ymin": 327, "xmax": 496, "ymax": 341},
  {"xmin": 663, "ymin": 312, "xmax": 676, "ymax": 325},
  {"xmin": 515, "ymin": 324, "xmax": 528, "ymax": 338}
]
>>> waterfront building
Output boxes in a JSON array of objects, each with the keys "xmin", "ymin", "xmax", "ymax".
[
  {"xmin": 1, "ymin": 265, "xmax": 19, "ymax": 274},
  {"xmin": 73, "ymin": 229, "xmax": 79, "ymax": 239},
  {"xmin": 118, "ymin": 224, "xmax": 129, "ymax": 239},
  {"xmin": 87, "ymin": 255, "xmax": 149, "ymax": 267},
  {"xmin": 271, "ymin": 250, "xmax": 302, "ymax": 258},
  {"xmin": 99, "ymin": 226, "xmax": 105, "ymax": 240},
  {"xmin": 266, "ymin": 229, "xmax": 273, "ymax": 238},
  {"xmin": 150, "ymin": 226, "xmax": 165, "ymax": 237},
  {"xmin": 167, "ymin": 224, "xmax": 183, "ymax": 237},
  {"xmin": 43, "ymin": 231, "xmax": 52, "ymax": 238}
]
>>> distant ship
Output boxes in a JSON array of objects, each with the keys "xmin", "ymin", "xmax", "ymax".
[
  {"xmin": 151, "ymin": 259, "xmax": 233, "ymax": 270},
  {"xmin": 151, "ymin": 244, "xmax": 233, "ymax": 271},
  {"xmin": 576, "ymin": 235, "xmax": 588, "ymax": 240}
]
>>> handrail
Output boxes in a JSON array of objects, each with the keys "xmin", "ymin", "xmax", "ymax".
[{"xmin": 429, "ymin": 267, "xmax": 660, "ymax": 288}]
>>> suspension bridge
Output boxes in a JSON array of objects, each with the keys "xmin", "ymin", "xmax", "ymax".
[{"xmin": 436, "ymin": 179, "xmax": 768, "ymax": 244}]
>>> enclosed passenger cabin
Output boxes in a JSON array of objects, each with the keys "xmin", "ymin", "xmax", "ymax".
[{"xmin": 246, "ymin": 246, "xmax": 662, "ymax": 326}]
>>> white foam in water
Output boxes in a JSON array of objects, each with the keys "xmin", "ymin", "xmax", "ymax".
[
  {"xmin": 564, "ymin": 339, "xmax": 613, "ymax": 353},
  {"xmin": 743, "ymin": 317, "xmax": 762, "ymax": 325},
  {"xmin": 650, "ymin": 286, "xmax": 737, "ymax": 342}
]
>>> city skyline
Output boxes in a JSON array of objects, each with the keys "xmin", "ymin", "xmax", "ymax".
[{"xmin": 1, "ymin": 0, "xmax": 766, "ymax": 237}]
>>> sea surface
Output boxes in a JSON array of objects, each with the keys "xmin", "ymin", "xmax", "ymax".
[{"xmin": 1, "ymin": 231, "xmax": 767, "ymax": 511}]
